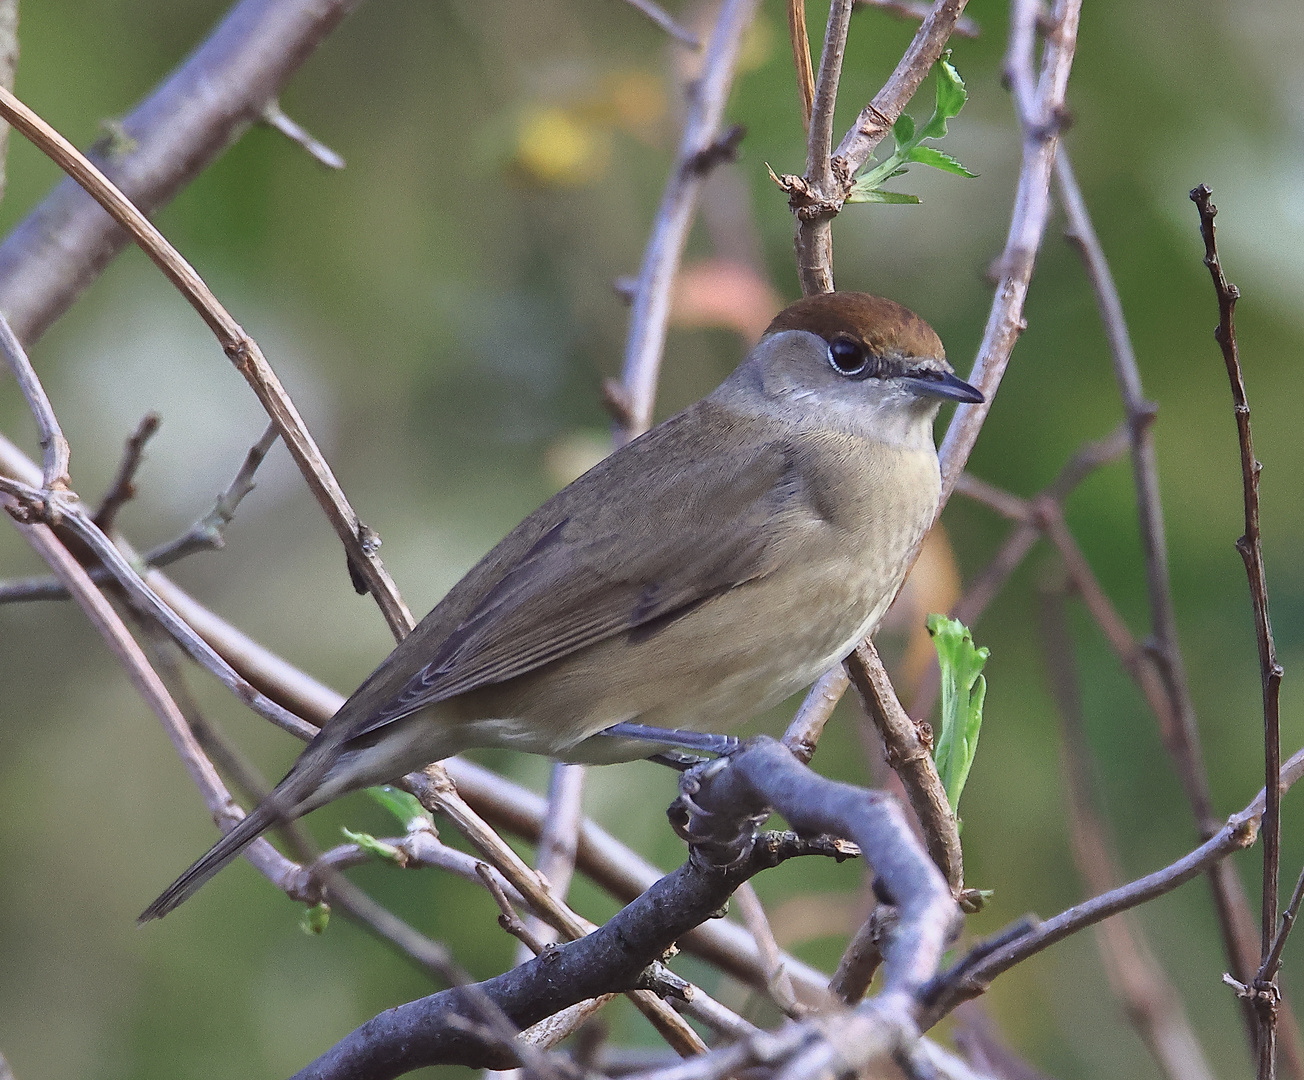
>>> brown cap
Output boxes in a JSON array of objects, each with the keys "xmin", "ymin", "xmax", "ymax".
[{"xmin": 764, "ymin": 292, "xmax": 944, "ymax": 360}]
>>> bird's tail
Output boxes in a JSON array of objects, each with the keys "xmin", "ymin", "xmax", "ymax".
[{"xmin": 137, "ymin": 797, "xmax": 286, "ymax": 923}]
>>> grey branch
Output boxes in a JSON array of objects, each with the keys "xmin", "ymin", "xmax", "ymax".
[
  {"xmin": 0, "ymin": 0, "xmax": 366, "ymax": 347},
  {"xmin": 617, "ymin": 0, "xmax": 759, "ymax": 440},
  {"xmin": 617, "ymin": 0, "xmax": 701, "ymax": 48}
]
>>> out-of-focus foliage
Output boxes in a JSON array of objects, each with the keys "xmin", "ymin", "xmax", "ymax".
[{"xmin": 1, "ymin": 1, "xmax": 1304, "ymax": 1078}]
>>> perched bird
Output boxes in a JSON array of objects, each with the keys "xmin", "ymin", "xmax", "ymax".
[{"xmin": 140, "ymin": 291, "xmax": 981, "ymax": 921}]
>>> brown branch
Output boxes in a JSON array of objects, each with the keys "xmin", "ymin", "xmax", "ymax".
[
  {"xmin": 793, "ymin": 0, "xmax": 854, "ymax": 295},
  {"xmin": 0, "ymin": 0, "xmax": 365, "ymax": 348},
  {"xmin": 1039, "ymin": 580, "xmax": 1216, "ymax": 1080},
  {"xmin": 0, "ymin": 83, "xmax": 415, "ymax": 640},
  {"xmin": 733, "ymin": 882, "xmax": 805, "ymax": 1016},
  {"xmin": 93, "ymin": 412, "xmax": 161, "ymax": 530},
  {"xmin": 1191, "ymin": 182, "xmax": 1285, "ymax": 1080},
  {"xmin": 616, "ymin": 0, "xmax": 759, "ymax": 440},
  {"xmin": 846, "ymin": 641, "xmax": 962, "ymax": 893},
  {"xmin": 515, "ymin": 761, "xmax": 587, "ymax": 962},
  {"xmin": 922, "ymin": 741, "xmax": 1304, "ymax": 1026},
  {"xmin": 782, "ymin": 665, "xmax": 849, "ymax": 763},
  {"xmin": 787, "ymin": 0, "xmax": 816, "ymax": 130},
  {"xmin": 789, "ymin": 0, "xmax": 1080, "ymax": 733}
]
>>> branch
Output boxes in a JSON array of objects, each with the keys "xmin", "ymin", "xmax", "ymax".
[
  {"xmin": 0, "ymin": 84, "xmax": 415, "ymax": 640},
  {"xmin": 291, "ymin": 831, "xmax": 841, "ymax": 1079},
  {"xmin": 0, "ymin": 0, "xmax": 365, "ymax": 347},
  {"xmin": 617, "ymin": 0, "xmax": 759, "ymax": 439},
  {"xmin": 921, "ymin": 741, "xmax": 1304, "ymax": 1026},
  {"xmin": 1038, "ymin": 581, "xmax": 1216, "ymax": 1080},
  {"xmin": 1191, "ymin": 182, "xmax": 1285, "ymax": 1080},
  {"xmin": 0, "ymin": 315, "xmax": 69, "ymax": 490},
  {"xmin": 619, "ymin": 0, "xmax": 702, "ymax": 48},
  {"xmin": 846, "ymin": 641, "xmax": 962, "ymax": 894},
  {"xmin": 854, "ymin": 0, "xmax": 980, "ymax": 39},
  {"xmin": 1, "ymin": 422, "xmax": 277, "ymax": 604},
  {"xmin": 93, "ymin": 411, "xmax": 161, "ymax": 530},
  {"xmin": 793, "ymin": 0, "xmax": 854, "ymax": 295}
]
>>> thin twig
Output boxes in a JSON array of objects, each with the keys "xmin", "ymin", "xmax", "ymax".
[
  {"xmin": 1039, "ymin": 578, "xmax": 1216, "ymax": 1080},
  {"xmin": 515, "ymin": 761, "xmax": 587, "ymax": 961},
  {"xmin": 0, "ymin": 314, "xmax": 69, "ymax": 490},
  {"xmin": 922, "ymin": 740, "xmax": 1304, "ymax": 1025},
  {"xmin": 617, "ymin": 0, "xmax": 759, "ymax": 440},
  {"xmin": 1263, "ymin": 864, "xmax": 1304, "ymax": 984},
  {"xmin": 0, "ymin": 473, "xmax": 314, "ymax": 740},
  {"xmin": 854, "ymin": 0, "xmax": 980, "ymax": 38},
  {"xmin": 787, "ymin": 0, "xmax": 816, "ymax": 129},
  {"xmin": 792, "ymin": 0, "xmax": 854, "ymax": 295},
  {"xmin": 619, "ymin": 0, "xmax": 702, "ymax": 48},
  {"xmin": 0, "ymin": 0, "xmax": 366, "ymax": 347},
  {"xmin": 1191, "ymin": 182, "xmax": 1285, "ymax": 1080},
  {"xmin": 733, "ymin": 882, "xmax": 804, "ymax": 1016},
  {"xmin": 2, "ymin": 422, "xmax": 278, "ymax": 604},
  {"xmin": 782, "ymin": 665, "xmax": 849, "ymax": 763},
  {"xmin": 846, "ymin": 641, "xmax": 961, "ymax": 893},
  {"xmin": 94, "ymin": 412, "xmax": 161, "ymax": 530},
  {"xmin": 0, "ymin": 83, "xmax": 414, "ymax": 639}
]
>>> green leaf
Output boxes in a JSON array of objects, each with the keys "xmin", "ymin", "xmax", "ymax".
[
  {"xmin": 341, "ymin": 827, "xmax": 405, "ymax": 864},
  {"xmin": 920, "ymin": 53, "xmax": 968, "ymax": 140},
  {"xmin": 300, "ymin": 902, "xmax": 331, "ymax": 935},
  {"xmin": 846, "ymin": 188, "xmax": 921, "ymax": 204},
  {"xmin": 906, "ymin": 145, "xmax": 977, "ymax": 178},
  {"xmin": 892, "ymin": 113, "xmax": 916, "ymax": 147},
  {"xmin": 927, "ymin": 613, "xmax": 990, "ymax": 814},
  {"xmin": 367, "ymin": 784, "xmax": 433, "ymax": 828}
]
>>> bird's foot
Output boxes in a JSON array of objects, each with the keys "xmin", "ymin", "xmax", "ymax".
[{"xmin": 599, "ymin": 721, "xmax": 740, "ymax": 758}]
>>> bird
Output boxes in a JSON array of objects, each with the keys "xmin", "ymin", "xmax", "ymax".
[{"xmin": 139, "ymin": 291, "xmax": 982, "ymax": 922}]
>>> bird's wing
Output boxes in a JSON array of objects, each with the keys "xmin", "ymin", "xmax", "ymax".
[{"xmin": 349, "ymin": 433, "xmax": 824, "ymax": 738}]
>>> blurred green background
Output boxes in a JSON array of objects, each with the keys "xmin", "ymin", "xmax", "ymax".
[{"xmin": 2, "ymin": 0, "xmax": 1304, "ymax": 1077}]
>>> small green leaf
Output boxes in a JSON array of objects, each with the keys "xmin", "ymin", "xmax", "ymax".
[
  {"xmin": 928, "ymin": 613, "xmax": 990, "ymax": 814},
  {"xmin": 920, "ymin": 53, "xmax": 968, "ymax": 140},
  {"xmin": 906, "ymin": 145, "xmax": 977, "ymax": 178},
  {"xmin": 892, "ymin": 113, "xmax": 916, "ymax": 147},
  {"xmin": 341, "ymin": 827, "xmax": 405, "ymax": 864},
  {"xmin": 846, "ymin": 188, "xmax": 921, "ymax": 204},
  {"xmin": 367, "ymin": 785, "xmax": 433, "ymax": 828},
  {"xmin": 300, "ymin": 902, "xmax": 330, "ymax": 935}
]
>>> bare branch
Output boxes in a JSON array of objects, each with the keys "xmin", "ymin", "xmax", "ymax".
[
  {"xmin": 854, "ymin": 0, "xmax": 980, "ymax": 38},
  {"xmin": 922, "ymin": 741, "xmax": 1304, "ymax": 1025},
  {"xmin": 0, "ymin": 0, "xmax": 365, "ymax": 347},
  {"xmin": 787, "ymin": 0, "xmax": 816, "ymax": 130},
  {"xmin": 0, "ymin": 314, "xmax": 69, "ymax": 490},
  {"xmin": 846, "ymin": 641, "xmax": 961, "ymax": 893},
  {"xmin": 619, "ymin": 0, "xmax": 701, "ymax": 48},
  {"xmin": 1039, "ymin": 580, "xmax": 1216, "ymax": 1080},
  {"xmin": 617, "ymin": 0, "xmax": 759, "ymax": 440},
  {"xmin": 0, "ymin": 83, "xmax": 415, "ymax": 639},
  {"xmin": 1191, "ymin": 182, "xmax": 1285, "ymax": 1080},
  {"xmin": 782, "ymin": 665, "xmax": 849, "ymax": 763},
  {"xmin": 733, "ymin": 882, "xmax": 805, "ymax": 1016},
  {"xmin": 793, "ymin": 0, "xmax": 854, "ymax": 295},
  {"xmin": 94, "ymin": 412, "xmax": 161, "ymax": 530}
]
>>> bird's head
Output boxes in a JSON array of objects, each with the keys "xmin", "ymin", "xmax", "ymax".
[{"xmin": 717, "ymin": 292, "xmax": 983, "ymax": 447}]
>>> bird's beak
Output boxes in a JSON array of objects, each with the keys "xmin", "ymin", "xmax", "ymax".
[{"xmin": 902, "ymin": 370, "xmax": 985, "ymax": 404}]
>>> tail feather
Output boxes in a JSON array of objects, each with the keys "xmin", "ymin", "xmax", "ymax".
[{"xmin": 138, "ymin": 799, "xmax": 284, "ymax": 923}]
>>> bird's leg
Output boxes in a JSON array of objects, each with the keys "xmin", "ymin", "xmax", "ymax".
[{"xmin": 599, "ymin": 721, "xmax": 740, "ymax": 757}]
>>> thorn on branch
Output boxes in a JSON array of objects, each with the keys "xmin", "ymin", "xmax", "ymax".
[{"xmin": 261, "ymin": 100, "xmax": 346, "ymax": 170}]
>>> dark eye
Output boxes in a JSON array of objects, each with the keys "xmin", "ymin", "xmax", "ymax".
[{"xmin": 828, "ymin": 336, "xmax": 869, "ymax": 376}]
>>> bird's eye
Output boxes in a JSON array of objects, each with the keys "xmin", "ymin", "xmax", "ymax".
[{"xmin": 828, "ymin": 336, "xmax": 869, "ymax": 376}]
